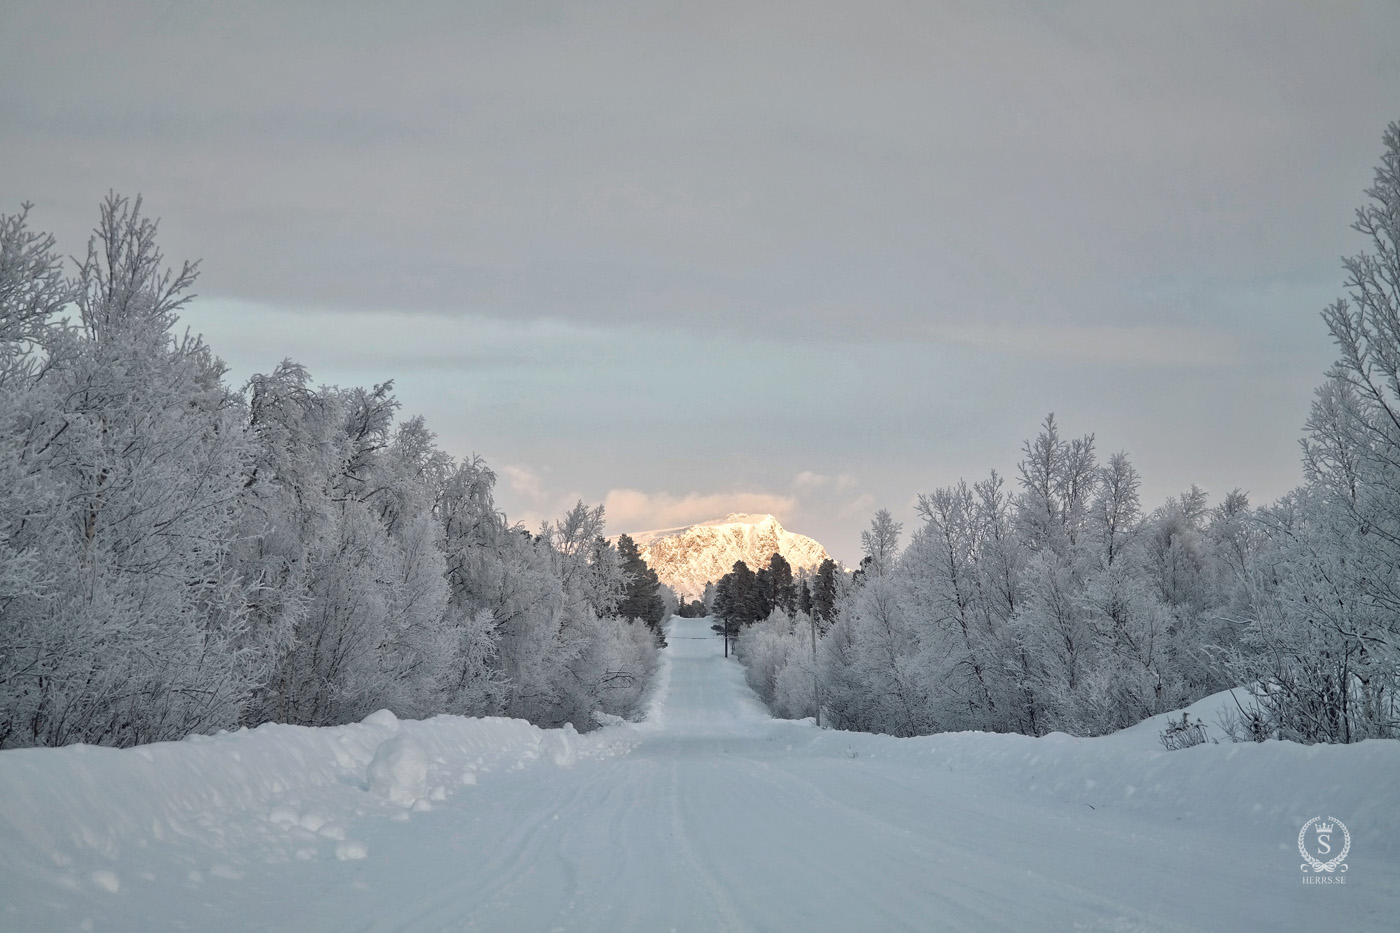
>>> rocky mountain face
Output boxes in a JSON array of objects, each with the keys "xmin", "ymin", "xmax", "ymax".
[{"xmin": 624, "ymin": 514, "xmax": 830, "ymax": 601}]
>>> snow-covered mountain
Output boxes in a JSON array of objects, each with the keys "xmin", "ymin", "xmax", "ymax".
[{"xmin": 625, "ymin": 513, "xmax": 830, "ymax": 600}]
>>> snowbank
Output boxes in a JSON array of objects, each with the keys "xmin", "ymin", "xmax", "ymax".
[
  {"xmin": 0, "ymin": 708, "xmax": 640, "ymax": 899},
  {"xmin": 764, "ymin": 687, "xmax": 1400, "ymax": 868}
]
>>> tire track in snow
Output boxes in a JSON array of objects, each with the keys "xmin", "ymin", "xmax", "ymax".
[
  {"xmin": 712, "ymin": 746, "xmax": 1194, "ymax": 931},
  {"xmin": 663, "ymin": 757, "xmax": 751, "ymax": 933}
]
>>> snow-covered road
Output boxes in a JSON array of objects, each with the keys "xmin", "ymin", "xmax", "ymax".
[{"xmin": 3, "ymin": 616, "xmax": 1396, "ymax": 931}]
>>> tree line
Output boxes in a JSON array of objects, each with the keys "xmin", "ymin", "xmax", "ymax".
[
  {"xmin": 731, "ymin": 122, "xmax": 1400, "ymax": 745},
  {"xmin": 0, "ymin": 195, "xmax": 668, "ymax": 749},
  {"xmin": 709, "ymin": 555, "xmax": 838, "ymax": 655}
]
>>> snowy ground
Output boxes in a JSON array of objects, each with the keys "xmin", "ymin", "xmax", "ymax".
[{"xmin": 2, "ymin": 617, "xmax": 1396, "ymax": 931}]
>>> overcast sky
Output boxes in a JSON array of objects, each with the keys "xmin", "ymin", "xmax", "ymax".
[{"xmin": 4, "ymin": 1, "xmax": 1398, "ymax": 562}]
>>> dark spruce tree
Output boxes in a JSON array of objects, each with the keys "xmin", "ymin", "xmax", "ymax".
[
  {"xmin": 711, "ymin": 574, "xmax": 740, "ymax": 657},
  {"xmin": 765, "ymin": 553, "xmax": 797, "ymax": 614},
  {"xmin": 677, "ymin": 598, "xmax": 707, "ymax": 617},
  {"xmin": 812, "ymin": 558, "xmax": 839, "ymax": 626},
  {"xmin": 616, "ymin": 534, "xmax": 666, "ymax": 640},
  {"xmin": 753, "ymin": 566, "xmax": 775, "ymax": 621},
  {"xmin": 712, "ymin": 560, "xmax": 765, "ymax": 656}
]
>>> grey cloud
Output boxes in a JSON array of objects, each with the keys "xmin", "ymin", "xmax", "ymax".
[{"xmin": 6, "ymin": 1, "xmax": 1395, "ymax": 344}]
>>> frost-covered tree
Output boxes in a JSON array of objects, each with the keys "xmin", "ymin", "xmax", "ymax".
[
  {"xmin": 859, "ymin": 510, "xmax": 902, "ymax": 579},
  {"xmin": 740, "ymin": 418, "xmax": 1241, "ymax": 739},
  {"xmin": 901, "ymin": 481, "xmax": 1010, "ymax": 731},
  {"xmin": 734, "ymin": 125, "xmax": 1400, "ymax": 747},
  {"xmin": 1, "ymin": 196, "xmax": 258, "ymax": 748},
  {"xmin": 736, "ymin": 608, "xmax": 821, "ymax": 720},
  {"xmin": 817, "ymin": 511, "xmax": 938, "ymax": 736},
  {"xmin": 236, "ymin": 374, "xmax": 455, "ymax": 727},
  {"xmin": 1008, "ymin": 417, "xmax": 1100, "ymax": 730},
  {"xmin": 1229, "ymin": 123, "xmax": 1400, "ymax": 742},
  {"xmin": 0, "ymin": 206, "xmax": 71, "ymax": 679},
  {"xmin": 0, "ymin": 195, "xmax": 665, "ymax": 747},
  {"xmin": 701, "ymin": 580, "xmax": 717, "ymax": 615},
  {"xmin": 1016, "ymin": 414, "xmax": 1098, "ymax": 555},
  {"xmin": 438, "ymin": 487, "xmax": 655, "ymax": 729},
  {"xmin": 0, "ymin": 204, "xmax": 67, "ymax": 387},
  {"xmin": 435, "ymin": 456, "xmax": 513, "ymax": 715}
]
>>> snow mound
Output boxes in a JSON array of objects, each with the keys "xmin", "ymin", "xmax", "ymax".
[
  {"xmin": 539, "ymin": 723, "xmax": 578, "ymax": 767},
  {"xmin": 367, "ymin": 733, "xmax": 430, "ymax": 805},
  {"xmin": 361, "ymin": 709, "xmax": 399, "ymax": 729}
]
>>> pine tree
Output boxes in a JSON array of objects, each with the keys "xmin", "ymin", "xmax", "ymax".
[
  {"xmin": 616, "ymin": 534, "xmax": 666, "ymax": 637},
  {"xmin": 766, "ymin": 553, "xmax": 797, "ymax": 613},
  {"xmin": 753, "ymin": 566, "xmax": 774, "ymax": 621},
  {"xmin": 812, "ymin": 559, "xmax": 839, "ymax": 626}
]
